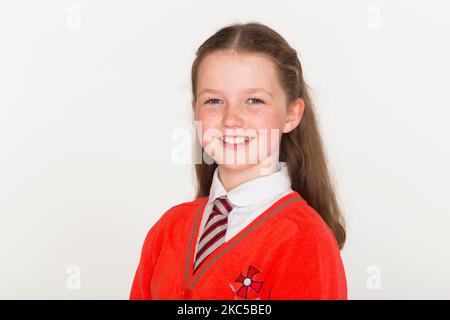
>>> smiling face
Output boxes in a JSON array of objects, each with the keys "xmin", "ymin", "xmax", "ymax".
[{"xmin": 192, "ymin": 49, "xmax": 304, "ymax": 174}]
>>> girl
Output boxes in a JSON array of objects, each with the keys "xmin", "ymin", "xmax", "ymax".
[{"xmin": 130, "ymin": 22, "xmax": 347, "ymax": 300}]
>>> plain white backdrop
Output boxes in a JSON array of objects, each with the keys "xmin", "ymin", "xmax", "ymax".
[{"xmin": 0, "ymin": 0, "xmax": 449, "ymax": 299}]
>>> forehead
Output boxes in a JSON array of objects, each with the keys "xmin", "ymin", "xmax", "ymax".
[{"xmin": 197, "ymin": 50, "xmax": 281, "ymax": 94}]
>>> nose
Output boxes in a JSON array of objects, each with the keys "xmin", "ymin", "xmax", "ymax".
[{"xmin": 221, "ymin": 104, "xmax": 245, "ymax": 128}]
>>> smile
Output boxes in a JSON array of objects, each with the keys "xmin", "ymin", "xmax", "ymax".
[{"xmin": 218, "ymin": 136, "xmax": 255, "ymax": 150}]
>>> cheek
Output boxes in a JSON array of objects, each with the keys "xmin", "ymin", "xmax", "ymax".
[
  {"xmin": 197, "ymin": 108, "xmax": 222, "ymax": 126},
  {"xmin": 195, "ymin": 111, "xmax": 220, "ymax": 147},
  {"xmin": 251, "ymin": 116, "xmax": 284, "ymax": 148}
]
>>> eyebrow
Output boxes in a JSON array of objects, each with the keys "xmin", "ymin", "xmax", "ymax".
[{"xmin": 197, "ymin": 88, "xmax": 273, "ymax": 98}]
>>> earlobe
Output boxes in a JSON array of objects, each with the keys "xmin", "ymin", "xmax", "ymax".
[{"xmin": 282, "ymin": 121, "xmax": 295, "ymax": 134}]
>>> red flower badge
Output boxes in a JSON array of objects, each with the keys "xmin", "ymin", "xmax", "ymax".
[{"xmin": 234, "ymin": 266, "xmax": 264, "ymax": 299}]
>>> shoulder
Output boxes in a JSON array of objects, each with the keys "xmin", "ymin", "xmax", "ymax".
[
  {"xmin": 139, "ymin": 196, "xmax": 208, "ymax": 251},
  {"xmin": 145, "ymin": 196, "xmax": 208, "ymax": 237},
  {"xmin": 267, "ymin": 200, "xmax": 347, "ymax": 299},
  {"xmin": 278, "ymin": 199, "xmax": 340, "ymax": 252},
  {"xmin": 156, "ymin": 196, "xmax": 207, "ymax": 226}
]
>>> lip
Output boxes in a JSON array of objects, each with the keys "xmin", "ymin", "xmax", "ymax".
[{"xmin": 218, "ymin": 136, "xmax": 255, "ymax": 151}]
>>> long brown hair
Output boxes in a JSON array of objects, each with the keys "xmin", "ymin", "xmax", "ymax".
[{"xmin": 190, "ymin": 22, "xmax": 346, "ymax": 250}]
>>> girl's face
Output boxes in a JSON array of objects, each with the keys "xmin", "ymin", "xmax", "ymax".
[{"xmin": 192, "ymin": 50, "xmax": 303, "ymax": 172}]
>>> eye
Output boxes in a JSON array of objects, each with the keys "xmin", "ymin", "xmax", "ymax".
[
  {"xmin": 204, "ymin": 98, "xmax": 222, "ymax": 105},
  {"xmin": 248, "ymin": 97, "xmax": 264, "ymax": 104},
  {"xmin": 203, "ymin": 97, "xmax": 264, "ymax": 105}
]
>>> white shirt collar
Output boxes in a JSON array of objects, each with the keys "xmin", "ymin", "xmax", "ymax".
[{"xmin": 208, "ymin": 161, "xmax": 292, "ymax": 207}]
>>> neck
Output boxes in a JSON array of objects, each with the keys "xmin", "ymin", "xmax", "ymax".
[{"xmin": 218, "ymin": 158, "xmax": 280, "ymax": 192}]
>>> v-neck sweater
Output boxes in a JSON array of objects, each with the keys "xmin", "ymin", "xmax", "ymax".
[{"xmin": 129, "ymin": 191, "xmax": 347, "ymax": 300}]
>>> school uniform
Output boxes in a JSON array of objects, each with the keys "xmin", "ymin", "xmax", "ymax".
[{"xmin": 130, "ymin": 161, "xmax": 347, "ymax": 300}]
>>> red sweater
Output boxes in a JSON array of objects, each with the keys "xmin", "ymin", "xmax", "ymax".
[{"xmin": 129, "ymin": 191, "xmax": 347, "ymax": 300}]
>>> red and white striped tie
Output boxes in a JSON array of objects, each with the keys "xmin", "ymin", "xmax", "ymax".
[{"xmin": 193, "ymin": 196, "xmax": 234, "ymax": 274}]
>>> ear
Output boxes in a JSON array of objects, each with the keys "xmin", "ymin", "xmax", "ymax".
[{"xmin": 282, "ymin": 98, "xmax": 305, "ymax": 133}]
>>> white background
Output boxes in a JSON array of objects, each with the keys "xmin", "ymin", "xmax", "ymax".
[{"xmin": 1, "ymin": 0, "xmax": 449, "ymax": 299}]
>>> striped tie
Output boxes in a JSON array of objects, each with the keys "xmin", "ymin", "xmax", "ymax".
[{"xmin": 193, "ymin": 196, "xmax": 234, "ymax": 274}]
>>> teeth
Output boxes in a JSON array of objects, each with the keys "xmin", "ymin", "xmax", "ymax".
[{"xmin": 221, "ymin": 136, "xmax": 252, "ymax": 144}]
